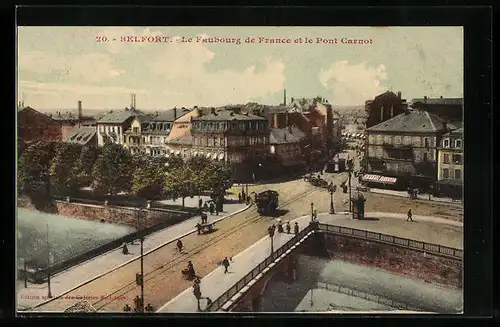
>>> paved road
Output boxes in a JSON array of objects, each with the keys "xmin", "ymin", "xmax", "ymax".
[
  {"xmin": 157, "ymin": 211, "xmax": 462, "ymax": 312},
  {"xmin": 17, "ymin": 195, "xmax": 248, "ymax": 310}
]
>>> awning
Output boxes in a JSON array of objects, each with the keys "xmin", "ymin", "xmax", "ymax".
[
  {"xmin": 212, "ymin": 153, "xmax": 218, "ymax": 160},
  {"xmin": 206, "ymin": 153, "xmax": 212, "ymax": 158},
  {"xmin": 362, "ymin": 174, "xmax": 397, "ymax": 184},
  {"xmin": 218, "ymin": 153, "xmax": 225, "ymax": 160}
]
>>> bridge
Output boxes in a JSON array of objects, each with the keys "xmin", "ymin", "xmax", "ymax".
[{"xmin": 157, "ymin": 220, "xmax": 462, "ymax": 313}]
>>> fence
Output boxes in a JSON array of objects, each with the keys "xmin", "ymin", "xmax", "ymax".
[
  {"xmin": 204, "ymin": 222, "xmax": 462, "ymax": 312},
  {"xmin": 204, "ymin": 223, "xmax": 316, "ymax": 312},
  {"xmin": 317, "ymin": 223, "xmax": 463, "ymax": 260}
]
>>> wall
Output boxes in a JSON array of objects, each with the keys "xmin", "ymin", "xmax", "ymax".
[
  {"xmin": 320, "ymin": 233, "xmax": 462, "ymax": 289},
  {"xmin": 17, "ymin": 197, "xmax": 190, "ymax": 229}
]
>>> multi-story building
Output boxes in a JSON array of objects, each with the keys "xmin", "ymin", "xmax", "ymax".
[
  {"xmin": 64, "ymin": 127, "xmax": 98, "ymax": 147},
  {"xmin": 269, "ymin": 125, "xmax": 307, "ymax": 173},
  {"xmin": 17, "ymin": 107, "xmax": 62, "ymax": 154},
  {"xmin": 123, "ymin": 107, "xmax": 191, "ymax": 156},
  {"xmin": 363, "ymin": 109, "xmax": 451, "ymax": 190},
  {"xmin": 410, "ymin": 97, "xmax": 463, "ymax": 123},
  {"xmin": 96, "ymin": 108, "xmax": 144, "ymax": 146},
  {"xmin": 436, "ymin": 127, "xmax": 463, "ymax": 198},
  {"xmin": 365, "ymin": 91, "xmax": 408, "ymax": 128},
  {"xmin": 49, "ymin": 101, "xmax": 97, "ymax": 140},
  {"xmin": 166, "ymin": 108, "xmax": 203, "ymax": 157}
]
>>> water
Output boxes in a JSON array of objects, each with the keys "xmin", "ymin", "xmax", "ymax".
[
  {"xmin": 17, "ymin": 207, "xmax": 135, "ymax": 269},
  {"xmin": 260, "ymin": 255, "xmax": 463, "ymax": 313}
]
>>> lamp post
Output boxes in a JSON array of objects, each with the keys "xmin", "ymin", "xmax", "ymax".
[
  {"xmin": 329, "ymin": 188, "xmax": 335, "ymax": 214},
  {"xmin": 46, "ymin": 223, "xmax": 52, "ymax": 299},
  {"xmin": 310, "ymin": 202, "xmax": 314, "ymax": 222},
  {"xmin": 347, "ymin": 159, "xmax": 354, "ymax": 212},
  {"xmin": 268, "ymin": 226, "xmax": 275, "ymax": 255},
  {"xmin": 135, "ymin": 207, "xmax": 146, "ymax": 313}
]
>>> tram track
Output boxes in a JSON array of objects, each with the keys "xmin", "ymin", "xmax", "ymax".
[{"xmin": 87, "ymin": 184, "xmax": 319, "ymax": 311}]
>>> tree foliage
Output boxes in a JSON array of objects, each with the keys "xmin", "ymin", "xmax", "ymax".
[
  {"xmin": 49, "ymin": 143, "xmax": 82, "ymax": 195},
  {"xmin": 69, "ymin": 145, "xmax": 101, "ymax": 190},
  {"xmin": 91, "ymin": 143, "xmax": 135, "ymax": 196},
  {"xmin": 131, "ymin": 157, "xmax": 166, "ymax": 199},
  {"xmin": 163, "ymin": 165, "xmax": 198, "ymax": 207},
  {"xmin": 17, "ymin": 141, "xmax": 57, "ymax": 195}
]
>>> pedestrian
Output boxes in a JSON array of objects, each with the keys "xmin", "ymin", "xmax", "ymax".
[
  {"xmin": 145, "ymin": 303, "xmax": 154, "ymax": 312},
  {"xmin": 198, "ymin": 198, "xmax": 203, "ymax": 208},
  {"xmin": 123, "ymin": 304, "xmax": 131, "ymax": 312},
  {"xmin": 196, "ymin": 223, "xmax": 202, "ymax": 235},
  {"xmin": 407, "ymin": 209, "xmax": 413, "ymax": 222},
  {"xmin": 122, "ymin": 243, "xmax": 129, "ymax": 255},
  {"xmin": 209, "ymin": 203, "xmax": 214, "ymax": 215},
  {"xmin": 313, "ymin": 209, "xmax": 318, "ymax": 221},
  {"xmin": 187, "ymin": 261, "xmax": 196, "ymax": 278},
  {"xmin": 238, "ymin": 193, "xmax": 242, "ymax": 203},
  {"xmin": 215, "ymin": 206, "xmax": 219, "ymax": 216},
  {"xmin": 294, "ymin": 222, "xmax": 299, "ymax": 235},
  {"xmin": 277, "ymin": 221, "xmax": 284, "ymax": 233},
  {"xmin": 246, "ymin": 196, "xmax": 251, "ymax": 205},
  {"xmin": 176, "ymin": 239, "xmax": 183, "ymax": 252},
  {"xmin": 222, "ymin": 257, "xmax": 230, "ymax": 274},
  {"xmin": 286, "ymin": 222, "xmax": 291, "ymax": 234}
]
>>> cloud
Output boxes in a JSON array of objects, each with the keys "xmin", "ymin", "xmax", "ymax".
[
  {"xmin": 18, "ymin": 50, "xmax": 124, "ymax": 83},
  {"xmin": 149, "ymin": 35, "xmax": 286, "ymax": 107},
  {"xmin": 19, "ymin": 80, "xmax": 148, "ymax": 95},
  {"xmin": 319, "ymin": 61, "xmax": 389, "ymax": 105}
]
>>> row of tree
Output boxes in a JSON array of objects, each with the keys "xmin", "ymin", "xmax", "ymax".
[{"xmin": 18, "ymin": 141, "xmax": 232, "ymax": 207}]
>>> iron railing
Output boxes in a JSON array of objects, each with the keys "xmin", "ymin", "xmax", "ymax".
[
  {"xmin": 317, "ymin": 223, "xmax": 463, "ymax": 260},
  {"xmin": 204, "ymin": 223, "xmax": 316, "ymax": 311}
]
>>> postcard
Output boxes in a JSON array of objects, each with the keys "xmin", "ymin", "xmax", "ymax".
[{"xmin": 16, "ymin": 26, "xmax": 463, "ymax": 314}]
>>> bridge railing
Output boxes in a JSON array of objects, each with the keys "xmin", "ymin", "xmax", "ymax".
[
  {"xmin": 317, "ymin": 223, "xmax": 463, "ymax": 260},
  {"xmin": 204, "ymin": 223, "xmax": 316, "ymax": 312}
]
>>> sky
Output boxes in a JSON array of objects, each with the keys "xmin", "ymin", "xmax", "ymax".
[{"xmin": 17, "ymin": 26, "xmax": 463, "ymax": 112}]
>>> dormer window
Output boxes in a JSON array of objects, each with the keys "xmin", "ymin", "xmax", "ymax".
[
  {"xmin": 455, "ymin": 139, "xmax": 462, "ymax": 149},
  {"xmin": 443, "ymin": 138, "xmax": 450, "ymax": 148}
]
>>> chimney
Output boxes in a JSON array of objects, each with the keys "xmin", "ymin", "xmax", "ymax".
[
  {"xmin": 173, "ymin": 107, "xmax": 177, "ymax": 120},
  {"xmin": 390, "ymin": 105, "xmax": 394, "ymax": 118},
  {"xmin": 130, "ymin": 94, "xmax": 134, "ymax": 109},
  {"xmin": 397, "ymin": 92, "xmax": 401, "ymax": 99},
  {"xmin": 283, "ymin": 89, "xmax": 287, "ymax": 106},
  {"xmin": 210, "ymin": 107, "xmax": 216, "ymax": 115},
  {"xmin": 440, "ymin": 96, "xmax": 443, "ymax": 99},
  {"xmin": 424, "ymin": 96, "xmax": 428, "ymax": 101},
  {"xmin": 380, "ymin": 106, "xmax": 384, "ymax": 122}
]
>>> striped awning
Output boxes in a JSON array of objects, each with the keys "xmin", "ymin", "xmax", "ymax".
[{"xmin": 362, "ymin": 174, "xmax": 397, "ymax": 184}]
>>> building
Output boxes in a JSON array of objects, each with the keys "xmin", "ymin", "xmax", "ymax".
[
  {"xmin": 410, "ymin": 97, "xmax": 463, "ymax": 122},
  {"xmin": 17, "ymin": 107, "xmax": 62, "ymax": 154},
  {"xmin": 64, "ymin": 127, "xmax": 98, "ymax": 147},
  {"xmin": 436, "ymin": 127, "xmax": 463, "ymax": 198},
  {"xmin": 49, "ymin": 101, "xmax": 97, "ymax": 140},
  {"xmin": 363, "ymin": 109, "xmax": 451, "ymax": 190},
  {"xmin": 188, "ymin": 108, "xmax": 269, "ymax": 181},
  {"xmin": 96, "ymin": 108, "xmax": 144, "ymax": 146},
  {"xmin": 269, "ymin": 126, "xmax": 307, "ymax": 173},
  {"xmin": 365, "ymin": 91, "xmax": 408, "ymax": 128}
]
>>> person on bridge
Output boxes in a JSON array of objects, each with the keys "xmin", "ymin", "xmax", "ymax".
[
  {"xmin": 407, "ymin": 209, "xmax": 413, "ymax": 222},
  {"xmin": 286, "ymin": 222, "xmax": 291, "ymax": 234},
  {"xmin": 222, "ymin": 257, "xmax": 230, "ymax": 273},
  {"xmin": 176, "ymin": 239, "xmax": 183, "ymax": 252},
  {"xmin": 294, "ymin": 222, "xmax": 299, "ymax": 235}
]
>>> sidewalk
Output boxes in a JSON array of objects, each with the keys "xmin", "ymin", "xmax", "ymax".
[
  {"xmin": 157, "ymin": 211, "xmax": 462, "ymax": 312},
  {"xmin": 367, "ymin": 188, "xmax": 461, "ymax": 204},
  {"xmin": 17, "ymin": 195, "xmax": 249, "ymax": 310}
]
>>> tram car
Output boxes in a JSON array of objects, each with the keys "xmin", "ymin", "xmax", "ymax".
[{"xmin": 255, "ymin": 190, "xmax": 279, "ymax": 215}]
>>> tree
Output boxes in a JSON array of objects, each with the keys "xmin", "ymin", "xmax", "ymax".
[
  {"xmin": 131, "ymin": 157, "xmax": 166, "ymax": 199},
  {"xmin": 164, "ymin": 155, "xmax": 184, "ymax": 171},
  {"xmin": 204, "ymin": 164, "xmax": 232, "ymax": 197},
  {"xmin": 18, "ymin": 141, "xmax": 57, "ymax": 196},
  {"xmin": 68, "ymin": 146, "xmax": 101, "ymax": 191},
  {"xmin": 49, "ymin": 143, "xmax": 82, "ymax": 195},
  {"xmin": 164, "ymin": 166, "xmax": 197, "ymax": 208},
  {"xmin": 91, "ymin": 143, "xmax": 135, "ymax": 196}
]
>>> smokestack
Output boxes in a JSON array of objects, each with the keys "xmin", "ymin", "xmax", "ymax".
[
  {"xmin": 397, "ymin": 92, "xmax": 401, "ymax": 99},
  {"xmin": 173, "ymin": 107, "xmax": 177, "ymax": 120},
  {"xmin": 131, "ymin": 94, "xmax": 134, "ymax": 109},
  {"xmin": 78, "ymin": 100, "xmax": 82, "ymax": 127},
  {"xmin": 284, "ymin": 89, "xmax": 287, "ymax": 106}
]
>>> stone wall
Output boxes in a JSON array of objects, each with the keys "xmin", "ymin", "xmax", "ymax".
[
  {"xmin": 320, "ymin": 232, "xmax": 462, "ymax": 289},
  {"xmin": 17, "ymin": 197, "xmax": 189, "ymax": 229}
]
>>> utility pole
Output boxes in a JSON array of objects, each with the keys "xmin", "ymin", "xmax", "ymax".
[
  {"xmin": 46, "ymin": 223, "xmax": 52, "ymax": 298},
  {"xmin": 140, "ymin": 233, "xmax": 144, "ymax": 313}
]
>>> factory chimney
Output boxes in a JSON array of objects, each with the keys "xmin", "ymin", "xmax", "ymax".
[
  {"xmin": 283, "ymin": 89, "xmax": 287, "ymax": 106},
  {"xmin": 78, "ymin": 100, "xmax": 83, "ymax": 127}
]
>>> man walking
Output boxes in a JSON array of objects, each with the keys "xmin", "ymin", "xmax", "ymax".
[
  {"xmin": 176, "ymin": 239, "xmax": 183, "ymax": 252},
  {"xmin": 222, "ymin": 257, "xmax": 230, "ymax": 274},
  {"xmin": 407, "ymin": 209, "xmax": 413, "ymax": 222}
]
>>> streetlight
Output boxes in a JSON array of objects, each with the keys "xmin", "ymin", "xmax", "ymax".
[
  {"xmin": 46, "ymin": 223, "xmax": 52, "ymax": 299},
  {"xmin": 267, "ymin": 226, "xmax": 275, "ymax": 255},
  {"xmin": 347, "ymin": 159, "xmax": 354, "ymax": 212},
  {"xmin": 134, "ymin": 207, "xmax": 146, "ymax": 313},
  {"xmin": 329, "ymin": 187, "xmax": 335, "ymax": 214},
  {"xmin": 310, "ymin": 202, "xmax": 314, "ymax": 222}
]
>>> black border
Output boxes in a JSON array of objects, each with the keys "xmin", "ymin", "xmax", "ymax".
[{"xmin": 4, "ymin": 5, "xmax": 495, "ymax": 327}]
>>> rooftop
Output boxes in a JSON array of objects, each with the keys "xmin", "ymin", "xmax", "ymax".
[
  {"xmin": 366, "ymin": 109, "xmax": 447, "ymax": 133},
  {"xmin": 411, "ymin": 98, "xmax": 463, "ymax": 106},
  {"xmin": 64, "ymin": 128, "xmax": 97, "ymax": 145},
  {"xmin": 194, "ymin": 110, "xmax": 267, "ymax": 121},
  {"xmin": 151, "ymin": 108, "xmax": 191, "ymax": 122},
  {"xmin": 269, "ymin": 126, "xmax": 307, "ymax": 144},
  {"xmin": 443, "ymin": 127, "xmax": 463, "ymax": 137},
  {"xmin": 97, "ymin": 108, "xmax": 145, "ymax": 124}
]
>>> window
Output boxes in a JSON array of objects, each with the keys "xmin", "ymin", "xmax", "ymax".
[
  {"xmin": 455, "ymin": 139, "xmax": 462, "ymax": 148},
  {"xmin": 452, "ymin": 154, "xmax": 462, "ymax": 164},
  {"xmin": 133, "ymin": 127, "xmax": 139, "ymax": 134},
  {"xmin": 444, "ymin": 138, "xmax": 450, "ymax": 148},
  {"xmin": 454, "ymin": 169, "xmax": 461, "ymax": 179},
  {"xmin": 394, "ymin": 136, "xmax": 401, "ymax": 145},
  {"xmin": 220, "ymin": 137, "xmax": 224, "ymax": 147},
  {"xmin": 424, "ymin": 138, "xmax": 429, "ymax": 147},
  {"xmin": 213, "ymin": 137, "xmax": 217, "ymax": 146},
  {"xmin": 423, "ymin": 152, "xmax": 428, "ymax": 162},
  {"xmin": 442, "ymin": 168, "xmax": 450, "ymax": 179},
  {"xmin": 443, "ymin": 154, "xmax": 450, "ymax": 164}
]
